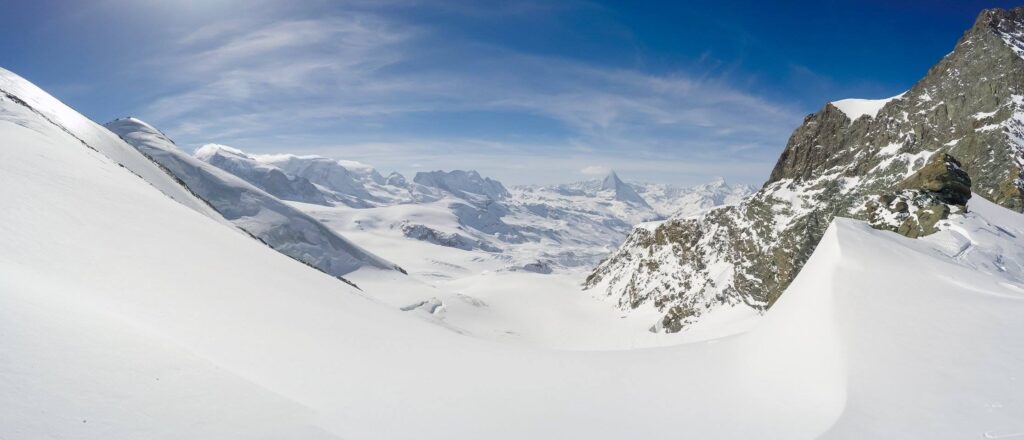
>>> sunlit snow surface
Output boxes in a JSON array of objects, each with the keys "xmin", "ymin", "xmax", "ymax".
[
  {"xmin": 831, "ymin": 93, "xmax": 905, "ymax": 120},
  {"xmin": 2, "ymin": 66, "xmax": 1024, "ymax": 438}
]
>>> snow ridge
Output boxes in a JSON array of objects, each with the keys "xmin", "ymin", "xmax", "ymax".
[
  {"xmin": 105, "ymin": 118, "xmax": 404, "ymax": 277},
  {"xmin": 830, "ymin": 93, "xmax": 905, "ymax": 120}
]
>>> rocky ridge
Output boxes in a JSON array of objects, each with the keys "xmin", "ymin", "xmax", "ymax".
[{"xmin": 585, "ymin": 8, "xmax": 1024, "ymax": 332}]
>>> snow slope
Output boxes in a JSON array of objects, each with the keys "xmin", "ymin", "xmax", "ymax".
[
  {"xmin": 105, "ymin": 117, "xmax": 402, "ymax": 277},
  {"xmin": 0, "ymin": 68, "xmax": 225, "ymax": 223},
  {"xmin": 5, "ymin": 77, "xmax": 1024, "ymax": 437},
  {"xmin": 193, "ymin": 143, "xmax": 329, "ymax": 205},
  {"xmin": 251, "ymin": 152, "xmax": 414, "ymax": 207},
  {"xmin": 830, "ymin": 93, "xmax": 905, "ymax": 120}
]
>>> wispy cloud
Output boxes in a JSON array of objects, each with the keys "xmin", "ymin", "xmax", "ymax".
[
  {"xmin": 579, "ymin": 165, "xmax": 611, "ymax": 176},
  {"xmin": 134, "ymin": 5, "xmax": 803, "ymax": 185}
]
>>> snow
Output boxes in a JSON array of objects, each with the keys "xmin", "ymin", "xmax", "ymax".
[
  {"xmin": 105, "ymin": 118, "xmax": 401, "ymax": 277},
  {"xmin": 192, "ymin": 142, "xmax": 330, "ymax": 204},
  {"xmin": 3, "ymin": 68, "xmax": 1024, "ymax": 438},
  {"xmin": 974, "ymin": 110, "xmax": 999, "ymax": 120},
  {"xmin": 877, "ymin": 142, "xmax": 902, "ymax": 156},
  {"xmin": 831, "ymin": 93, "xmax": 905, "ymax": 120},
  {"xmin": 414, "ymin": 169, "xmax": 511, "ymax": 201},
  {"xmin": 194, "ymin": 142, "xmax": 247, "ymax": 159},
  {"xmin": 254, "ymin": 153, "xmax": 412, "ymax": 207},
  {"xmin": 0, "ymin": 68, "xmax": 224, "ymax": 223},
  {"xmin": 600, "ymin": 170, "xmax": 651, "ymax": 207}
]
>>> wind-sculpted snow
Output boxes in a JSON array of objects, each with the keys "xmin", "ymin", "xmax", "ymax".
[
  {"xmin": 588, "ymin": 7, "xmax": 1024, "ymax": 332},
  {"xmin": 105, "ymin": 118, "xmax": 403, "ymax": 277}
]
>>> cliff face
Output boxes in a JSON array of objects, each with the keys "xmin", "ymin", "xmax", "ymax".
[{"xmin": 586, "ymin": 8, "xmax": 1024, "ymax": 332}]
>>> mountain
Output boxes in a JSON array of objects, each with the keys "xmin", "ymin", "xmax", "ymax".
[
  {"xmin": 586, "ymin": 7, "xmax": 1024, "ymax": 332},
  {"xmin": 7, "ymin": 9, "xmax": 1024, "ymax": 436},
  {"xmin": 193, "ymin": 143, "xmax": 329, "ymax": 205},
  {"xmin": 634, "ymin": 177, "xmax": 756, "ymax": 218},
  {"xmin": 0, "ymin": 69, "xmax": 227, "ymax": 225},
  {"xmin": 191, "ymin": 144, "xmax": 746, "ymax": 270},
  {"xmin": 600, "ymin": 170, "xmax": 651, "ymax": 208},
  {"xmin": 6, "ymin": 78, "xmax": 1024, "ymax": 436},
  {"xmin": 414, "ymin": 169, "xmax": 511, "ymax": 202},
  {"xmin": 243, "ymin": 153, "xmax": 414, "ymax": 207},
  {"xmin": 105, "ymin": 117, "xmax": 403, "ymax": 278}
]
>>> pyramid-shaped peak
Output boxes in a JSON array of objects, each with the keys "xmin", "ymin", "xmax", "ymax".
[
  {"xmin": 601, "ymin": 170, "xmax": 624, "ymax": 191},
  {"xmin": 599, "ymin": 170, "xmax": 651, "ymax": 208}
]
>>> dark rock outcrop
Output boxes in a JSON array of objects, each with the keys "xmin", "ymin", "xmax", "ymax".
[{"xmin": 586, "ymin": 7, "xmax": 1024, "ymax": 332}]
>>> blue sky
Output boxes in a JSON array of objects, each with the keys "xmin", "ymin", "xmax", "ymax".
[{"xmin": 2, "ymin": 0, "xmax": 1017, "ymax": 185}]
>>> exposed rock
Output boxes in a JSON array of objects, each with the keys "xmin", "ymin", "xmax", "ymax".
[
  {"xmin": 897, "ymin": 153, "xmax": 972, "ymax": 205},
  {"xmin": 519, "ymin": 260, "xmax": 553, "ymax": 274},
  {"xmin": 586, "ymin": 7, "xmax": 1024, "ymax": 332},
  {"xmin": 401, "ymin": 223, "xmax": 502, "ymax": 252}
]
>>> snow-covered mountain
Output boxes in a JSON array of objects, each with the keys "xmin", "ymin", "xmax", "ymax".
[
  {"xmin": 587, "ymin": 7, "xmax": 1024, "ymax": 332},
  {"xmin": 414, "ymin": 169, "xmax": 511, "ymax": 202},
  {"xmin": 255, "ymin": 152, "xmax": 416, "ymax": 207},
  {"xmin": 5, "ymin": 64, "xmax": 1024, "ymax": 437},
  {"xmin": 191, "ymin": 143, "xmax": 750, "ymax": 270},
  {"xmin": 193, "ymin": 144, "xmax": 330, "ymax": 205},
  {"xmin": 600, "ymin": 170, "xmax": 651, "ymax": 208},
  {"xmin": 6, "ymin": 8, "xmax": 1024, "ymax": 438},
  {"xmin": 106, "ymin": 118, "xmax": 404, "ymax": 278},
  {"xmin": 636, "ymin": 177, "xmax": 756, "ymax": 218},
  {"xmin": 522, "ymin": 172, "xmax": 755, "ymax": 220}
]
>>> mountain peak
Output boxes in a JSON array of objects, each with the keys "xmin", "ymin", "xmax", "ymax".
[
  {"xmin": 413, "ymin": 169, "xmax": 510, "ymax": 201},
  {"xmin": 588, "ymin": 6, "xmax": 1024, "ymax": 333},
  {"xmin": 599, "ymin": 170, "xmax": 651, "ymax": 208},
  {"xmin": 969, "ymin": 7, "xmax": 1024, "ymax": 59},
  {"xmin": 973, "ymin": 7, "xmax": 1024, "ymax": 32},
  {"xmin": 600, "ymin": 170, "xmax": 623, "ymax": 191},
  {"xmin": 194, "ymin": 143, "xmax": 249, "ymax": 161}
]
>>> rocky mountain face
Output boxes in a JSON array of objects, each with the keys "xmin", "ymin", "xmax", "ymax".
[{"xmin": 586, "ymin": 7, "xmax": 1024, "ymax": 332}]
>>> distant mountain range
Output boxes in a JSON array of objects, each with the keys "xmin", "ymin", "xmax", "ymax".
[{"xmin": 187, "ymin": 141, "xmax": 752, "ymax": 270}]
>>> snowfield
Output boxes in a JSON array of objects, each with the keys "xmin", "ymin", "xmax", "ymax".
[
  {"xmin": 2, "ymin": 66, "xmax": 1024, "ymax": 438},
  {"xmin": 830, "ymin": 93, "xmax": 905, "ymax": 120}
]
